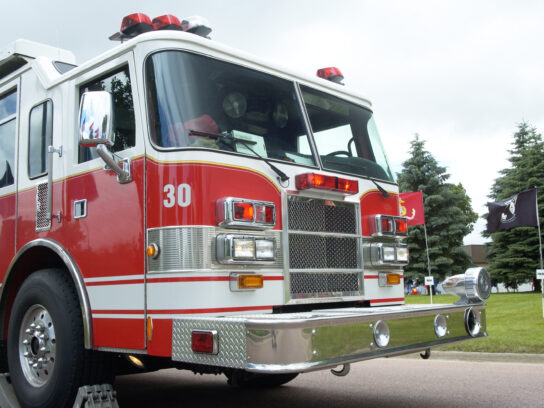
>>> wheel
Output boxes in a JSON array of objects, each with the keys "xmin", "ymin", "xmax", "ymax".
[
  {"xmin": 226, "ymin": 370, "xmax": 299, "ymax": 388},
  {"xmin": 7, "ymin": 269, "xmax": 110, "ymax": 408}
]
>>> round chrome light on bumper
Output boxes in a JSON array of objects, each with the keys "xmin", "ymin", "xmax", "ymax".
[
  {"xmin": 465, "ymin": 307, "xmax": 482, "ymax": 337},
  {"xmin": 434, "ymin": 314, "xmax": 448, "ymax": 338},
  {"xmin": 373, "ymin": 320, "xmax": 390, "ymax": 348}
]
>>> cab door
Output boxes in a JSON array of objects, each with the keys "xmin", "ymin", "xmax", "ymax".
[
  {"xmin": 0, "ymin": 82, "xmax": 18, "ymax": 283},
  {"xmin": 66, "ymin": 54, "xmax": 147, "ymax": 350}
]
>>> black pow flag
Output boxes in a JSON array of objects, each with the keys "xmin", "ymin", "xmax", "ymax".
[{"xmin": 486, "ymin": 188, "xmax": 538, "ymax": 233}]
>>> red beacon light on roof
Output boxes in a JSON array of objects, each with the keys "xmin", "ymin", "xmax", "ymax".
[
  {"xmin": 109, "ymin": 13, "xmax": 153, "ymax": 41},
  {"xmin": 152, "ymin": 14, "xmax": 183, "ymax": 31},
  {"xmin": 110, "ymin": 13, "xmax": 212, "ymax": 41},
  {"xmin": 317, "ymin": 67, "xmax": 345, "ymax": 85}
]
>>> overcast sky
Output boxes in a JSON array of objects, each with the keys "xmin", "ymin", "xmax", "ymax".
[{"xmin": 2, "ymin": 1, "xmax": 544, "ymax": 244}]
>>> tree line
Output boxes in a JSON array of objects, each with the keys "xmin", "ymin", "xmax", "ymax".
[{"xmin": 398, "ymin": 123, "xmax": 543, "ymax": 292}]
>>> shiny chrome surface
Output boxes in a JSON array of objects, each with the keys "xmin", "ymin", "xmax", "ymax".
[
  {"xmin": 442, "ymin": 267, "xmax": 492, "ymax": 303},
  {"xmin": 369, "ymin": 242, "xmax": 409, "ymax": 266},
  {"xmin": 216, "ymin": 234, "xmax": 276, "ymax": 264},
  {"xmin": 147, "ymin": 226, "xmax": 282, "ymax": 273},
  {"xmin": 372, "ymin": 320, "xmax": 390, "ymax": 348},
  {"xmin": 171, "ymin": 303, "xmax": 486, "ymax": 373},
  {"xmin": 286, "ymin": 196, "xmax": 362, "ymax": 300},
  {"xmin": 216, "ymin": 197, "xmax": 276, "ymax": 230},
  {"xmin": 18, "ymin": 304, "xmax": 56, "ymax": 387},
  {"xmin": 434, "ymin": 314, "xmax": 448, "ymax": 338},
  {"xmin": 78, "ymin": 91, "xmax": 115, "ymax": 147},
  {"xmin": 371, "ymin": 214, "xmax": 408, "ymax": 238},
  {"xmin": 35, "ymin": 182, "xmax": 50, "ymax": 232},
  {"xmin": 1, "ymin": 239, "xmax": 93, "ymax": 349},
  {"xmin": 465, "ymin": 307, "xmax": 482, "ymax": 337}
]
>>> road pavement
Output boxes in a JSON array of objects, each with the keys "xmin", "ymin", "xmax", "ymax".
[{"xmin": 114, "ymin": 355, "xmax": 544, "ymax": 407}]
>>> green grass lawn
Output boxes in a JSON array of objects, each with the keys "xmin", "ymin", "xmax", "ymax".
[{"xmin": 405, "ymin": 292, "xmax": 544, "ymax": 353}]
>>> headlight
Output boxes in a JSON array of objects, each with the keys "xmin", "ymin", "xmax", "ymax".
[
  {"xmin": 370, "ymin": 243, "xmax": 409, "ymax": 266},
  {"xmin": 216, "ymin": 234, "xmax": 276, "ymax": 264}
]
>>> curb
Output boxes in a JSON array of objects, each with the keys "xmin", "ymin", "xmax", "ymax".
[{"xmin": 397, "ymin": 351, "xmax": 544, "ymax": 364}]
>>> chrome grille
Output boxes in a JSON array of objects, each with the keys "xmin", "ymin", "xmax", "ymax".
[
  {"xmin": 289, "ymin": 235, "xmax": 358, "ymax": 269},
  {"xmin": 287, "ymin": 196, "xmax": 362, "ymax": 300},
  {"xmin": 35, "ymin": 182, "xmax": 51, "ymax": 232},
  {"xmin": 290, "ymin": 273, "xmax": 360, "ymax": 298},
  {"xmin": 288, "ymin": 198, "xmax": 356, "ymax": 233}
]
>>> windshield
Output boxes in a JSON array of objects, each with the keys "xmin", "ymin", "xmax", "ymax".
[
  {"xmin": 145, "ymin": 51, "xmax": 315, "ymax": 166},
  {"xmin": 299, "ymin": 86, "xmax": 395, "ymax": 182}
]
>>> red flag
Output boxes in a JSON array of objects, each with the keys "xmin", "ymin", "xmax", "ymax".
[{"xmin": 399, "ymin": 191, "xmax": 425, "ymax": 226}]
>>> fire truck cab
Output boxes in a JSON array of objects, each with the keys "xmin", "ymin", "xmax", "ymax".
[{"xmin": 0, "ymin": 14, "xmax": 490, "ymax": 407}]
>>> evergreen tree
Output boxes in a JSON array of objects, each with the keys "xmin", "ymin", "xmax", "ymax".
[
  {"xmin": 486, "ymin": 122, "xmax": 544, "ymax": 291},
  {"xmin": 398, "ymin": 135, "xmax": 477, "ymax": 282}
]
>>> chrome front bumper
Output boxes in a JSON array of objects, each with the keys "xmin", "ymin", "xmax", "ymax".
[{"xmin": 171, "ymin": 303, "xmax": 486, "ymax": 373}]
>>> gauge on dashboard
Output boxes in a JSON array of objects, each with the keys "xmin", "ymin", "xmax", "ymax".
[
  {"xmin": 223, "ymin": 92, "xmax": 247, "ymax": 118},
  {"xmin": 273, "ymin": 103, "xmax": 289, "ymax": 128}
]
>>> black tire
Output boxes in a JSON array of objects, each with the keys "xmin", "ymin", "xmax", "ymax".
[
  {"xmin": 226, "ymin": 370, "xmax": 299, "ymax": 388},
  {"xmin": 7, "ymin": 269, "xmax": 111, "ymax": 408}
]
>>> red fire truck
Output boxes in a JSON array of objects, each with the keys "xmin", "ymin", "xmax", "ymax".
[{"xmin": 0, "ymin": 13, "xmax": 491, "ymax": 407}]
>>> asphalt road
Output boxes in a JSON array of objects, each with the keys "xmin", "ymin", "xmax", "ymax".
[{"xmin": 115, "ymin": 357, "xmax": 544, "ymax": 408}]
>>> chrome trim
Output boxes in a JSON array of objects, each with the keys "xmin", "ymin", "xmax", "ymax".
[
  {"xmin": 371, "ymin": 214, "xmax": 408, "ymax": 238},
  {"xmin": 216, "ymin": 197, "xmax": 276, "ymax": 230},
  {"xmin": 1, "ymin": 239, "xmax": 93, "ymax": 349},
  {"xmin": 146, "ymin": 226, "xmax": 283, "ymax": 273},
  {"xmin": 192, "ymin": 329, "xmax": 219, "ymax": 355},
  {"xmin": 73, "ymin": 199, "xmax": 87, "ymax": 219},
  {"xmin": 35, "ymin": 181, "xmax": 51, "ymax": 232},
  {"xmin": 369, "ymin": 242, "xmax": 409, "ymax": 266},
  {"xmin": 229, "ymin": 272, "xmax": 262, "ymax": 292},
  {"xmin": 216, "ymin": 234, "xmax": 276, "ymax": 264},
  {"xmin": 464, "ymin": 307, "xmax": 482, "ymax": 337},
  {"xmin": 171, "ymin": 303, "xmax": 486, "ymax": 373}
]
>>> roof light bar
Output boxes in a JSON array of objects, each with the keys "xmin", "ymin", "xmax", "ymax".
[
  {"xmin": 317, "ymin": 67, "xmax": 344, "ymax": 85},
  {"xmin": 152, "ymin": 14, "xmax": 183, "ymax": 31},
  {"xmin": 295, "ymin": 173, "xmax": 358, "ymax": 195},
  {"xmin": 181, "ymin": 16, "xmax": 212, "ymax": 38},
  {"xmin": 110, "ymin": 13, "xmax": 212, "ymax": 41}
]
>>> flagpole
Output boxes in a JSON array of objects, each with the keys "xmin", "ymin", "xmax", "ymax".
[
  {"xmin": 535, "ymin": 187, "xmax": 544, "ymax": 318},
  {"xmin": 423, "ymin": 224, "xmax": 433, "ymax": 304}
]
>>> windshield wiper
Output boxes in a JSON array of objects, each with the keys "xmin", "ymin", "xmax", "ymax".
[
  {"xmin": 371, "ymin": 179, "xmax": 390, "ymax": 198},
  {"xmin": 188, "ymin": 129, "xmax": 289, "ymax": 182}
]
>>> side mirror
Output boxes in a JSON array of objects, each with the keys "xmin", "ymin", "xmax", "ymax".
[
  {"xmin": 78, "ymin": 91, "xmax": 115, "ymax": 147},
  {"xmin": 78, "ymin": 91, "xmax": 131, "ymax": 183}
]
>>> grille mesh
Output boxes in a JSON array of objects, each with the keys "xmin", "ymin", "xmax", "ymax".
[
  {"xmin": 289, "ymin": 235, "xmax": 358, "ymax": 269},
  {"xmin": 288, "ymin": 198, "xmax": 356, "ymax": 234},
  {"xmin": 35, "ymin": 182, "xmax": 51, "ymax": 232},
  {"xmin": 287, "ymin": 196, "xmax": 361, "ymax": 299},
  {"xmin": 290, "ymin": 273, "xmax": 360, "ymax": 297}
]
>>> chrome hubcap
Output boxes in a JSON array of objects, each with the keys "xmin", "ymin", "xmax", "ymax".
[{"xmin": 18, "ymin": 305, "xmax": 56, "ymax": 387}]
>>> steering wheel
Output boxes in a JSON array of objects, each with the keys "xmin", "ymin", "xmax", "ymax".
[{"xmin": 326, "ymin": 150, "xmax": 352, "ymax": 157}]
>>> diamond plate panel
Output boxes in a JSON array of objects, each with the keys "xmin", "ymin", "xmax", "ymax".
[
  {"xmin": 35, "ymin": 182, "xmax": 51, "ymax": 232},
  {"xmin": 172, "ymin": 318, "xmax": 248, "ymax": 368}
]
